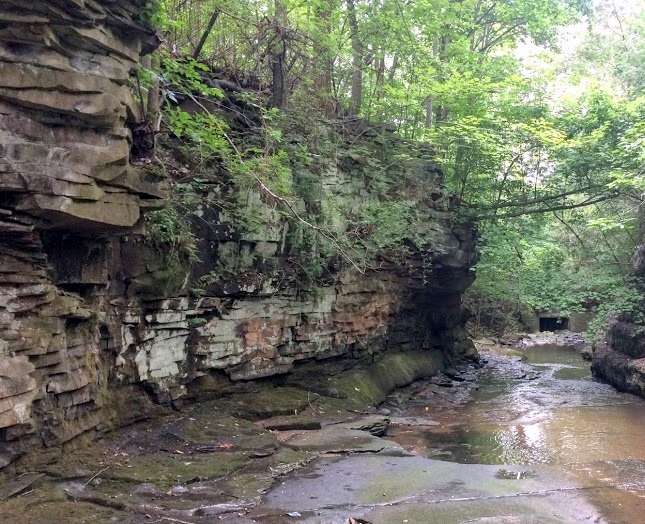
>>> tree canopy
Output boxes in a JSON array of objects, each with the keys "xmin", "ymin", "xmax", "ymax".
[{"xmin": 142, "ymin": 0, "xmax": 645, "ymax": 336}]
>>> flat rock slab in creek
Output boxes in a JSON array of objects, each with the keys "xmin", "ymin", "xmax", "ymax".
[
  {"xmin": 0, "ymin": 473, "xmax": 44, "ymax": 501},
  {"xmin": 389, "ymin": 416, "xmax": 440, "ymax": 427},
  {"xmin": 280, "ymin": 427, "xmax": 409, "ymax": 455},
  {"xmin": 259, "ymin": 417, "xmax": 323, "ymax": 431},
  {"xmin": 329, "ymin": 415, "xmax": 390, "ymax": 436},
  {"xmin": 252, "ymin": 455, "xmax": 607, "ymax": 524}
]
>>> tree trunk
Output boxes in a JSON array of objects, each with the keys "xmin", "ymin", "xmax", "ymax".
[
  {"xmin": 375, "ymin": 55, "xmax": 385, "ymax": 99},
  {"xmin": 192, "ymin": 9, "xmax": 220, "ymax": 59},
  {"xmin": 131, "ymin": 54, "xmax": 161, "ymax": 162},
  {"xmin": 346, "ymin": 0, "xmax": 362, "ymax": 116},
  {"xmin": 436, "ymin": 35, "xmax": 451, "ymax": 124},
  {"xmin": 387, "ymin": 54, "xmax": 399, "ymax": 83},
  {"xmin": 425, "ymin": 36, "xmax": 439, "ymax": 129},
  {"xmin": 313, "ymin": 0, "xmax": 335, "ymax": 117},
  {"xmin": 270, "ymin": 0, "xmax": 288, "ymax": 109}
]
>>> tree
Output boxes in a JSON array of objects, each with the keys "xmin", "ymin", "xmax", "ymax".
[
  {"xmin": 144, "ymin": 0, "xmax": 645, "ymax": 337},
  {"xmin": 346, "ymin": 0, "xmax": 362, "ymax": 116}
]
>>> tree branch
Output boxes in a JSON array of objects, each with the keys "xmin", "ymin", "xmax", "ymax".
[
  {"xmin": 192, "ymin": 9, "xmax": 221, "ymax": 59},
  {"xmin": 472, "ymin": 183, "xmax": 610, "ymax": 211},
  {"xmin": 478, "ymin": 194, "xmax": 615, "ymax": 220}
]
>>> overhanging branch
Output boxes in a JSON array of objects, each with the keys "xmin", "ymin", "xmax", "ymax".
[
  {"xmin": 474, "ymin": 193, "xmax": 615, "ymax": 220},
  {"xmin": 472, "ymin": 183, "xmax": 610, "ymax": 211}
]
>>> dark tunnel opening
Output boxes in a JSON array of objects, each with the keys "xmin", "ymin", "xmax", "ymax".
[{"xmin": 539, "ymin": 317, "xmax": 569, "ymax": 332}]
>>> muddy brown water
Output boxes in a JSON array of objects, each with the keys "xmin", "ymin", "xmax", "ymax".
[{"xmin": 388, "ymin": 344, "xmax": 645, "ymax": 524}]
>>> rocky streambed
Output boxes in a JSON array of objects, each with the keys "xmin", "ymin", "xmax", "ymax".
[{"xmin": 3, "ymin": 339, "xmax": 645, "ymax": 523}]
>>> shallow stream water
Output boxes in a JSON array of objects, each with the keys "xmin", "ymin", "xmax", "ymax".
[{"xmin": 388, "ymin": 344, "xmax": 645, "ymax": 523}]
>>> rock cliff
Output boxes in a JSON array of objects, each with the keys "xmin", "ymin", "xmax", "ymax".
[
  {"xmin": 0, "ymin": 0, "xmax": 477, "ymax": 469},
  {"xmin": 592, "ymin": 245, "xmax": 645, "ymax": 396}
]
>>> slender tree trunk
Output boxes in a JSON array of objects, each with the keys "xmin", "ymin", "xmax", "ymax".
[
  {"xmin": 192, "ymin": 9, "xmax": 220, "ymax": 59},
  {"xmin": 436, "ymin": 35, "xmax": 450, "ymax": 124},
  {"xmin": 634, "ymin": 191, "xmax": 645, "ymax": 245},
  {"xmin": 425, "ymin": 36, "xmax": 439, "ymax": 129},
  {"xmin": 131, "ymin": 54, "xmax": 161, "ymax": 162},
  {"xmin": 425, "ymin": 97, "xmax": 435, "ymax": 129},
  {"xmin": 146, "ymin": 53, "xmax": 162, "ymax": 135},
  {"xmin": 375, "ymin": 56, "xmax": 385, "ymax": 100},
  {"xmin": 313, "ymin": 0, "xmax": 335, "ymax": 117},
  {"xmin": 387, "ymin": 54, "xmax": 399, "ymax": 83},
  {"xmin": 346, "ymin": 0, "xmax": 362, "ymax": 116},
  {"xmin": 367, "ymin": 55, "xmax": 386, "ymax": 120},
  {"xmin": 271, "ymin": 0, "xmax": 288, "ymax": 109}
]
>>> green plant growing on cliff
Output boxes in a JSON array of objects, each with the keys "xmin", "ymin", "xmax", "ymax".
[
  {"xmin": 190, "ymin": 270, "xmax": 221, "ymax": 297},
  {"xmin": 357, "ymin": 201, "xmax": 416, "ymax": 250},
  {"xmin": 146, "ymin": 14, "xmax": 489, "ymax": 283},
  {"xmin": 139, "ymin": 0, "xmax": 645, "ymax": 346},
  {"xmin": 146, "ymin": 193, "xmax": 200, "ymax": 264},
  {"xmin": 165, "ymin": 107, "xmax": 231, "ymax": 175},
  {"xmin": 587, "ymin": 279, "xmax": 645, "ymax": 341},
  {"xmin": 141, "ymin": 0, "xmax": 168, "ymax": 28}
]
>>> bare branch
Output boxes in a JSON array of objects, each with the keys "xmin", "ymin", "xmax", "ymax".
[{"xmin": 478, "ymin": 194, "xmax": 615, "ymax": 220}]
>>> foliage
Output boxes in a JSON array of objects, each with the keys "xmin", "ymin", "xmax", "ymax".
[
  {"xmin": 146, "ymin": 178, "xmax": 203, "ymax": 264},
  {"xmin": 139, "ymin": 0, "xmax": 645, "ymax": 340},
  {"xmin": 468, "ymin": 204, "xmax": 640, "ymax": 337},
  {"xmin": 587, "ymin": 279, "xmax": 645, "ymax": 340},
  {"xmin": 142, "ymin": 52, "xmax": 448, "ymax": 291}
]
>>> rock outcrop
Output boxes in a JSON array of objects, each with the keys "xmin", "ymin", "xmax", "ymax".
[
  {"xmin": 0, "ymin": 0, "xmax": 164, "ymax": 229},
  {"xmin": 0, "ymin": 0, "xmax": 477, "ymax": 469},
  {"xmin": 593, "ymin": 245, "xmax": 645, "ymax": 395},
  {"xmin": 0, "ymin": 0, "xmax": 165, "ymax": 465}
]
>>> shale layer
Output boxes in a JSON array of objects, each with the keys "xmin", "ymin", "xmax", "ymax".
[{"xmin": 0, "ymin": 0, "xmax": 477, "ymax": 469}]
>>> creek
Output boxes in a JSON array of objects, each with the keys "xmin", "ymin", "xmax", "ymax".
[
  {"xmin": 256, "ymin": 343, "xmax": 645, "ymax": 523},
  {"xmin": 387, "ymin": 343, "xmax": 645, "ymax": 523},
  {"xmin": 4, "ymin": 341, "xmax": 643, "ymax": 524}
]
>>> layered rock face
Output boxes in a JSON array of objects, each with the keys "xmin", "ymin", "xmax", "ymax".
[
  {"xmin": 593, "ymin": 245, "xmax": 645, "ymax": 395},
  {"xmin": 0, "ymin": 0, "xmax": 165, "ymax": 464},
  {"xmin": 106, "ymin": 227, "xmax": 476, "ymax": 398},
  {"xmin": 0, "ymin": 1, "xmax": 477, "ymax": 468},
  {"xmin": 0, "ymin": 0, "xmax": 164, "ymax": 228}
]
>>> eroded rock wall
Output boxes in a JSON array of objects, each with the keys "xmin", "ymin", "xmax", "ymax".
[
  {"xmin": 0, "ymin": 0, "xmax": 165, "ymax": 466},
  {"xmin": 593, "ymin": 245, "xmax": 645, "ymax": 395},
  {"xmin": 106, "ymin": 232, "xmax": 476, "ymax": 397},
  {"xmin": 0, "ymin": 0, "xmax": 477, "ymax": 469},
  {"xmin": 0, "ymin": 0, "xmax": 165, "ymax": 228},
  {"xmin": 592, "ymin": 246, "xmax": 645, "ymax": 392}
]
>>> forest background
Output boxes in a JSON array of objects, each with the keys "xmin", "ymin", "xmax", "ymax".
[{"xmin": 138, "ymin": 0, "xmax": 645, "ymax": 338}]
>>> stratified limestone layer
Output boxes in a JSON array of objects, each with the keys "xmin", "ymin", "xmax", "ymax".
[
  {"xmin": 0, "ymin": 0, "xmax": 165, "ymax": 468},
  {"xmin": 0, "ymin": 0, "xmax": 165, "ymax": 230},
  {"xmin": 0, "ymin": 1, "xmax": 477, "ymax": 472}
]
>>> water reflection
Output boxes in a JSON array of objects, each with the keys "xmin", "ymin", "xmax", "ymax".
[
  {"xmin": 495, "ymin": 422, "xmax": 550, "ymax": 463},
  {"xmin": 387, "ymin": 344, "xmax": 645, "ymax": 522}
]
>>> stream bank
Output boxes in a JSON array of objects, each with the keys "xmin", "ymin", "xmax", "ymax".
[{"xmin": 4, "ymin": 336, "xmax": 645, "ymax": 523}]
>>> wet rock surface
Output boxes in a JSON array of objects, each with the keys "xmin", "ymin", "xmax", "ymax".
[
  {"xmin": 0, "ymin": 383, "xmax": 446, "ymax": 523},
  {"xmin": 517, "ymin": 331, "xmax": 586, "ymax": 351},
  {"xmin": 593, "ymin": 326, "xmax": 645, "ymax": 398},
  {"xmin": 0, "ymin": 0, "xmax": 479, "ymax": 471},
  {"xmin": 0, "ymin": 357, "xmax": 482, "ymax": 523},
  {"xmin": 4, "ymin": 343, "xmax": 644, "ymax": 524}
]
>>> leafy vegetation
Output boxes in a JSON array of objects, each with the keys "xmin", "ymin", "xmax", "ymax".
[{"xmin": 136, "ymin": 0, "xmax": 645, "ymax": 338}]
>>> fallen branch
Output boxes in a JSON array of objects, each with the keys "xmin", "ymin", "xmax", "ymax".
[
  {"xmin": 85, "ymin": 466, "xmax": 110, "ymax": 486},
  {"xmin": 159, "ymin": 518, "xmax": 194, "ymax": 524},
  {"xmin": 475, "ymin": 193, "xmax": 615, "ymax": 220},
  {"xmin": 192, "ymin": 9, "xmax": 221, "ymax": 59}
]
